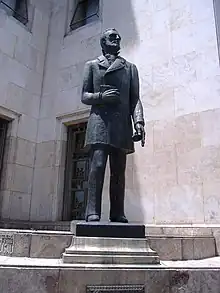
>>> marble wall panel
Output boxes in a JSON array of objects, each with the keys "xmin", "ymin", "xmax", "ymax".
[{"xmin": 155, "ymin": 184, "xmax": 204, "ymax": 223}]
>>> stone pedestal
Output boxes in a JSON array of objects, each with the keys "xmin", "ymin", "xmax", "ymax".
[{"xmin": 63, "ymin": 222, "xmax": 160, "ymax": 265}]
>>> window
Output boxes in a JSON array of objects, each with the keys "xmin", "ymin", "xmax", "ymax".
[
  {"xmin": 70, "ymin": 0, "xmax": 99, "ymax": 31},
  {"xmin": 0, "ymin": 0, "xmax": 28, "ymax": 25},
  {"xmin": 63, "ymin": 123, "xmax": 89, "ymax": 220},
  {"xmin": 0, "ymin": 118, "xmax": 8, "ymax": 179}
]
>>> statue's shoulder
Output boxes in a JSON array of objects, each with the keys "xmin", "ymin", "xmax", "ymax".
[
  {"xmin": 120, "ymin": 57, "xmax": 136, "ymax": 69},
  {"xmin": 84, "ymin": 59, "xmax": 98, "ymax": 66}
]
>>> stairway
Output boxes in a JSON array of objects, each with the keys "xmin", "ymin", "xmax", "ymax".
[{"xmin": 0, "ymin": 225, "xmax": 219, "ymax": 293}]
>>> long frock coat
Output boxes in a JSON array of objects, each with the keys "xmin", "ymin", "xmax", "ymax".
[{"xmin": 81, "ymin": 55, "xmax": 145, "ymax": 154}]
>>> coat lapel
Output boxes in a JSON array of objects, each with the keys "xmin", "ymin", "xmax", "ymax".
[
  {"xmin": 97, "ymin": 55, "xmax": 109, "ymax": 69},
  {"xmin": 97, "ymin": 55, "xmax": 126, "ymax": 74},
  {"xmin": 106, "ymin": 56, "xmax": 126, "ymax": 74}
]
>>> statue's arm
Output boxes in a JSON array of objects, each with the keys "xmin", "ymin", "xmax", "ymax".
[
  {"xmin": 81, "ymin": 61, "xmax": 102, "ymax": 105},
  {"xmin": 130, "ymin": 64, "xmax": 145, "ymax": 126}
]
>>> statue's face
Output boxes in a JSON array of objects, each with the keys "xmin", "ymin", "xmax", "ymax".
[{"xmin": 102, "ymin": 29, "xmax": 121, "ymax": 54}]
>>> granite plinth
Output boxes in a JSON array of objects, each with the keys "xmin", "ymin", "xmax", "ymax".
[{"xmin": 74, "ymin": 222, "xmax": 145, "ymax": 238}]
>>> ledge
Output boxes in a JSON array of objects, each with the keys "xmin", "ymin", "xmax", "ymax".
[
  {"xmin": 56, "ymin": 108, "xmax": 90, "ymax": 124},
  {"xmin": 0, "ymin": 105, "xmax": 22, "ymax": 120},
  {"xmin": 0, "ymin": 255, "xmax": 220, "ymax": 269}
]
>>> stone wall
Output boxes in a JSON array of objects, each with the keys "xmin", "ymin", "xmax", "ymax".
[
  {"xmin": 127, "ymin": 0, "xmax": 220, "ymax": 224},
  {"xmin": 0, "ymin": 0, "xmax": 51, "ymax": 221},
  {"xmin": 3, "ymin": 0, "xmax": 220, "ymax": 224},
  {"xmin": 122, "ymin": 0, "xmax": 220, "ymax": 224}
]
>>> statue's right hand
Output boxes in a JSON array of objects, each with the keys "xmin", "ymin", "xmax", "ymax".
[{"xmin": 101, "ymin": 89, "xmax": 120, "ymax": 104}]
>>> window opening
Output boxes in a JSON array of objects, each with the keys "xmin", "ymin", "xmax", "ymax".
[
  {"xmin": 70, "ymin": 0, "xmax": 99, "ymax": 31},
  {"xmin": 0, "ymin": 118, "xmax": 8, "ymax": 180},
  {"xmin": 0, "ymin": 0, "xmax": 28, "ymax": 25}
]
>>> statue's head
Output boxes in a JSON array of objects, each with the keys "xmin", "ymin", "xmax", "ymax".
[{"xmin": 100, "ymin": 28, "xmax": 121, "ymax": 55}]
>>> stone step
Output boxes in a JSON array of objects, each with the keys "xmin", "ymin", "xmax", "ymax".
[
  {"xmin": 63, "ymin": 253, "xmax": 160, "ymax": 265},
  {"xmin": 0, "ymin": 220, "xmax": 70, "ymax": 231},
  {"xmin": 0, "ymin": 229, "xmax": 72, "ymax": 259},
  {"xmin": 1, "ymin": 220, "xmax": 220, "ymax": 235},
  {"xmin": 0, "ymin": 229, "xmax": 216, "ymax": 261},
  {"xmin": 149, "ymin": 236, "xmax": 216, "ymax": 261},
  {"xmin": 1, "ymin": 256, "xmax": 220, "ymax": 293},
  {"xmin": 1, "ymin": 255, "xmax": 220, "ymax": 268}
]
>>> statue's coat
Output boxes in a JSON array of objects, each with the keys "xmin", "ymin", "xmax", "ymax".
[{"xmin": 81, "ymin": 55, "xmax": 144, "ymax": 154}]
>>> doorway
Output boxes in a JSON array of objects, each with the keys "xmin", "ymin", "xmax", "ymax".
[{"xmin": 63, "ymin": 122, "xmax": 89, "ymax": 220}]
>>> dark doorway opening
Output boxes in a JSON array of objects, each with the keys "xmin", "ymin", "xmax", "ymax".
[{"xmin": 63, "ymin": 122, "xmax": 89, "ymax": 221}]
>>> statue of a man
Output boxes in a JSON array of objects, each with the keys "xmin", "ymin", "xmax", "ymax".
[{"xmin": 81, "ymin": 28, "xmax": 145, "ymax": 223}]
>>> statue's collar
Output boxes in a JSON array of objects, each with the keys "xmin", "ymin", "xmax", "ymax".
[{"xmin": 97, "ymin": 55, "xmax": 126, "ymax": 73}]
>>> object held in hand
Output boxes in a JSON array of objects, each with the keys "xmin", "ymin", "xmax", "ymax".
[
  {"xmin": 100, "ymin": 85, "xmax": 117, "ymax": 93},
  {"xmin": 132, "ymin": 130, "xmax": 142, "ymax": 142},
  {"xmin": 100, "ymin": 84, "xmax": 120, "ymax": 104}
]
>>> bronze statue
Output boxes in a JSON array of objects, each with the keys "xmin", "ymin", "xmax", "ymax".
[{"xmin": 81, "ymin": 28, "xmax": 145, "ymax": 223}]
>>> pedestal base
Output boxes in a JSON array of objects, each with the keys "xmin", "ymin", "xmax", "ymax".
[
  {"xmin": 63, "ymin": 236, "xmax": 160, "ymax": 265},
  {"xmin": 64, "ymin": 222, "xmax": 160, "ymax": 265}
]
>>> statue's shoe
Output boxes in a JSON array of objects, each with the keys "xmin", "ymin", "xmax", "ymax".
[
  {"xmin": 110, "ymin": 215, "xmax": 128, "ymax": 223},
  {"xmin": 86, "ymin": 214, "xmax": 100, "ymax": 222}
]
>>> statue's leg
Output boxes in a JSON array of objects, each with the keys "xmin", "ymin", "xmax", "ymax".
[
  {"xmin": 85, "ymin": 145, "xmax": 108, "ymax": 221},
  {"xmin": 109, "ymin": 147, "xmax": 128, "ymax": 223}
]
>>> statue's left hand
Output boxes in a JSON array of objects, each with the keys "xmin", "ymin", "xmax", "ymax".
[{"xmin": 135, "ymin": 122, "xmax": 145, "ymax": 147}]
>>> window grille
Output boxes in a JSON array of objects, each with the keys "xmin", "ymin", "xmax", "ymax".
[
  {"xmin": 87, "ymin": 285, "xmax": 145, "ymax": 293},
  {"xmin": 0, "ymin": 0, "xmax": 28, "ymax": 25},
  {"xmin": 70, "ymin": 0, "xmax": 99, "ymax": 31}
]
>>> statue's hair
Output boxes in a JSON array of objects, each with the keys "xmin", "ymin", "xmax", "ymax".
[{"xmin": 102, "ymin": 28, "xmax": 118, "ymax": 35}]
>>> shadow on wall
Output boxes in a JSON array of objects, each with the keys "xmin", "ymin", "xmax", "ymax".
[
  {"xmin": 102, "ymin": 0, "xmax": 140, "ymax": 50},
  {"xmin": 125, "ymin": 153, "xmax": 145, "ymax": 224},
  {"xmin": 101, "ymin": 0, "xmax": 144, "ymax": 223}
]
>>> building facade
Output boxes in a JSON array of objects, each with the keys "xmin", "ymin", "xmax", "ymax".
[{"xmin": 0, "ymin": 0, "xmax": 220, "ymax": 225}]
